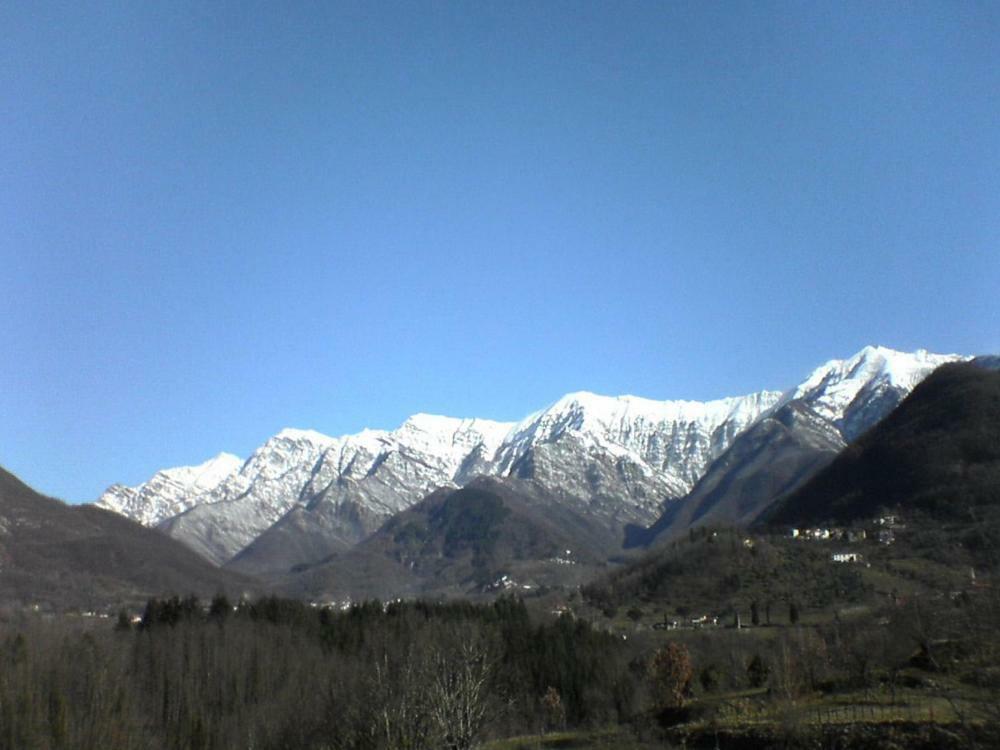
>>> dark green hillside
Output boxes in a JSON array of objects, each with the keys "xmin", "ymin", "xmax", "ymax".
[
  {"xmin": 764, "ymin": 361, "xmax": 1000, "ymax": 529},
  {"xmin": 413, "ymin": 485, "xmax": 512, "ymax": 558},
  {"xmin": 280, "ymin": 477, "xmax": 621, "ymax": 600},
  {"xmin": 585, "ymin": 529, "xmax": 873, "ymax": 619},
  {"xmin": 0, "ymin": 467, "xmax": 252, "ymax": 609}
]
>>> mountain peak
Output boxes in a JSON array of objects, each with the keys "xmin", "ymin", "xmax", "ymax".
[
  {"xmin": 399, "ymin": 412, "xmax": 514, "ymax": 437},
  {"xmin": 541, "ymin": 389, "xmax": 782, "ymax": 429},
  {"xmin": 273, "ymin": 427, "xmax": 337, "ymax": 445},
  {"xmin": 785, "ymin": 345, "xmax": 968, "ymax": 433},
  {"xmin": 796, "ymin": 345, "xmax": 965, "ymax": 397},
  {"xmin": 162, "ymin": 452, "xmax": 243, "ymax": 490},
  {"xmin": 95, "ymin": 450, "xmax": 244, "ymax": 527}
]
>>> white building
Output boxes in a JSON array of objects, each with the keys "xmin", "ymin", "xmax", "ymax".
[{"xmin": 831, "ymin": 552, "xmax": 863, "ymax": 563}]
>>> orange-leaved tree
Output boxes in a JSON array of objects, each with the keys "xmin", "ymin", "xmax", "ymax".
[{"xmin": 648, "ymin": 642, "xmax": 693, "ymax": 710}]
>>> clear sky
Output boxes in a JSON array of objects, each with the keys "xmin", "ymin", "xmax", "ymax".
[{"xmin": 2, "ymin": 1, "xmax": 998, "ymax": 503}]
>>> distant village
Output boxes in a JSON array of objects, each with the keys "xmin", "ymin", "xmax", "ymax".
[{"xmin": 785, "ymin": 513, "xmax": 907, "ymax": 565}]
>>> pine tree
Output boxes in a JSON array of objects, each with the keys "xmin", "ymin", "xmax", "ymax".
[
  {"xmin": 115, "ymin": 609, "xmax": 132, "ymax": 632},
  {"xmin": 747, "ymin": 654, "xmax": 769, "ymax": 688},
  {"xmin": 209, "ymin": 594, "xmax": 232, "ymax": 622}
]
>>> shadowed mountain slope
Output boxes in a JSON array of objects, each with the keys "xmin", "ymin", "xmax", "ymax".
[
  {"xmin": 628, "ymin": 401, "xmax": 844, "ymax": 546},
  {"xmin": 763, "ymin": 360, "xmax": 1000, "ymax": 527},
  {"xmin": 274, "ymin": 477, "xmax": 621, "ymax": 601},
  {"xmin": 0, "ymin": 467, "xmax": 253, "ymax": 609}
]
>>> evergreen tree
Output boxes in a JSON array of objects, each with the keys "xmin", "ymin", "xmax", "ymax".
[
  {"xmin": 747, "ymin": 654, "xmax": 770, "ymax": 688},
  {"xmin": 115, "ymin": 609, "xmax": 132, "ymax": 632},
  {"xmin": 209, "ymin": 594, "xmax": 231, "ymax": 622}
]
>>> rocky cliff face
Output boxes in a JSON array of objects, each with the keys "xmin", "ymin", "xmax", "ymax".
[{"xmin": 491, "ymin": 390, "xmax": 782, "ymax": 522}]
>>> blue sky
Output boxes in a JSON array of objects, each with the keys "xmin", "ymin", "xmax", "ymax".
[{"xmin": 2, "ymin": 1, "xmax": 998, "ymax": 503}]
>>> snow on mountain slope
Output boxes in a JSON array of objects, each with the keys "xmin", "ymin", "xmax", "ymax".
[
  {"xmin": 495, "ymin": 390, "xmax": 783, "ymax": 486},
  {"xmin": 488, "ymin": 390, "xmax": 782, "ymax": 523},
  {"xmin": 121, "ymin": 390, "xmax": 783, "ymax": 565},
  {"xmin": 96, "ymin": 346, "xmax": 967, "ymax": 566},
  {"xmin": 158, "ymin": 416, "xmax": 515, "ymax": 564},
  {"xmin": 229, "ymin": 392, "xmax": 784, "ymax": 573},
  {"xmin": 301, "ymin": 415, "xmax": 512, "ymax": 515},
  {"xmin": 96, "ymin": 453, "xmax": 242, "ymax": 526},
  {"xmin": 634, "ymin": 347, "xmax": 969, "ymax": 546},
  {"xmin": 788, "ymin": 346, "xmax": 967, "ymax": 440},
  {"xmin": 227, "ymin": 415, "xmax": 517, "ymax": 573}
]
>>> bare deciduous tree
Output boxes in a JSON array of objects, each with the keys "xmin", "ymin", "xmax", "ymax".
[
  {"xmin": 427, "ymin": 634, "xmax": 495, "ymax": 750},
  {"xmin": 540, "ymin": 686, "xmax": 565, "ymax": 733}
]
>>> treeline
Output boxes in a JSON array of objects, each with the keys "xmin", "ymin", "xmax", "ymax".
[
  {"xmin": 4, "ymin": 588, "xmax": 998, "ymax": 748},
  {"xmin": 0, "ymin": 596, "xmax": 640, "ymax": 750}
]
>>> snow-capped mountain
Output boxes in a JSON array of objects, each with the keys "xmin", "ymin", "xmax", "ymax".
[
  {"xmin": 487, "ymin": 390, "xmax": 782, "ymax": 522},
  {"xmin": 634, "ymin": 346, "xmax": 970, "ymax": 546},
  {"xmin": 97, "ymin": 452, "xmax": 242, "ymax": 526},
  {"xmin": 221, "ymin": 394, "xmax": 780, "ymax": 574},
  {"xmin": 155, "ymin": 417, "xmax": 513, "ymax": 565},
  {"xmin": 95, "ymin": 346, "xmax": 967, "ymax": 566},
  {"xmin": 787, "ymin": 346, "xmax": 964, "ymax": 440}
]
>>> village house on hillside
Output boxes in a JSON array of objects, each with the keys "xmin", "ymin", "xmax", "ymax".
[
  {"xmin": 831, "ymin": 551, "xmax": 863, "ymax": 563},
  {"xmin": 787, "ymin": 515, "xmax": 903, "ymax": 547}
]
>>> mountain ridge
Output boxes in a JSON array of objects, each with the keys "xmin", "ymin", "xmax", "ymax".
[{"xmin": 96, "ymin": 345, "xmax": 967, "ymax": 566}]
